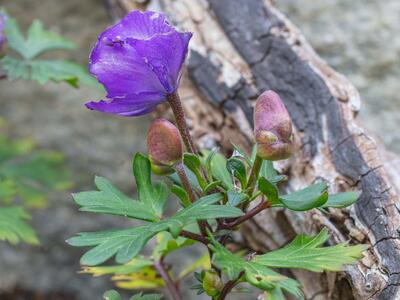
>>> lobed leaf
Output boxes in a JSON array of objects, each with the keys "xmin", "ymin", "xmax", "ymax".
[
  {"xmin": 133, "ymin": 153, "xmax": 169, "ymax": 218},
  {"xmin": 1, "ymin": 56, "xmax": 99, "ymax": 87},
  {"xmin": 74, "ymin": 177, "xmax": 157, "ymax": 221},
  {"xmin": 209, "ymin": 235, "xmax": 303, "ymax": 299},
  {"xmin": 0, "ymin": 206, "xmax": 39, "ymax": 245},
  {"xmin": 253, "ymin": 228, "xmax": 366, "ymax": 272},
  {"xmin": 68, "ymin": 193, "xmax": 243, "ymax": 265},
  {"xmin": 0, "ymin": 136, "xmax": 72, "ymax": 208}
]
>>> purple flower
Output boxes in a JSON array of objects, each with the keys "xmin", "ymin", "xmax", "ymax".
[
  {"xmin": 86, "ymin": 10, "xmax": 192, "ymax": 117},
  {"xmin": 0, "ymin": 13, "xmax": 7, "ymax": 53}
]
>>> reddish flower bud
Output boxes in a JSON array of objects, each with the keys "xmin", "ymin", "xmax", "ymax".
[
  {"xmin": 147, "ymin": 119, "xmax": 183, "ymax": 174},
  {"xmin": 254, "ymin": 90, "xmax": 293, "ymax": 160}
]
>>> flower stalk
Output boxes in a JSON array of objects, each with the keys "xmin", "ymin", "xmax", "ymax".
[
  {"xmin": 168, "ymin": 92, "xmax": 198, "ymax": 155},
  {"xmin": 246, "ymin": 154, "xmax": 263, "ymax": 197}
]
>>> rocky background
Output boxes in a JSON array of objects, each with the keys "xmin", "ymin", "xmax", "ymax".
[{"xmin": 0, "ymin": 0, "xmax": 398, "ymax": 299}]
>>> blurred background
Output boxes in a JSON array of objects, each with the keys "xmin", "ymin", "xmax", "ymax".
[{"xmin": 0, "ymin": 0, "xmax": 399, "ymax": 299}]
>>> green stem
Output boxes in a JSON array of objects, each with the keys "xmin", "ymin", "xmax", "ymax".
[
  {"xmin": 246, "ymin": 154, "xmax": 263, "ymax": 197},
  {"xmin": 168, "ymin": 92, "xmax": 197, "ymax": 154}
]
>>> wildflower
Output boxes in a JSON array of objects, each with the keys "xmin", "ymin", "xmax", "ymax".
[
  {"xmin": 86, "ymin": 10, "xmax": 192, "ymax": 116},
  {"xmin": 254, "ymin": 90, "xmax": 293, "ymax": 160}
]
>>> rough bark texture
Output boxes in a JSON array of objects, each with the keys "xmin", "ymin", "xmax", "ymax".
[{"xmin": 112, "ymin": 0, "xmax": 400, "ymax": 299}]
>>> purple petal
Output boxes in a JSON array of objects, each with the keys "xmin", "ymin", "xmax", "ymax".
[
  {"xmin": 85, "ymin": 92, "xmax": 165, "ymax": 117},
  {"xmin": 100, "ymin": 11, "xmax": 173, "ymax": 41},
  {"xmin": 87, "ymin": 10, "xmax": 192, "ymax": 117},
  {"xmin": 128, "ymin": 31, "xmax": 192, "ymax": 93},
  {"xmin": 89, "ymin": 38, "xmax": 165, "ymax": 99}
]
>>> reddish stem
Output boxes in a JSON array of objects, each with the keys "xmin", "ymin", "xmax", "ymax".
[
  {"xmin": 167, "ymin": 92, "xmax": 197, "ymax": 154},
  {"xmin": 180, "ymin": 230, "xmax": 209, "ymax": 245},
  {"xmin": 154, "ymin": 258, "xmax": 182, "ymax": 300},
  {"xmin": 218, "ymin": 272, "xmax": 244, "ymax": 300},
  {"xmin": 221, "ymin": 200, "xmax": 270, "ymax": 229},
  {"xmin": 174, "ymin": 161, "xmax": 209, "ymax": 238}
]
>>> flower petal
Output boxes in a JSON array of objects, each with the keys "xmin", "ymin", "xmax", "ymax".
[
  {"xmin": 85, "ymin": 92, "xmax": 165, "ymax": 117},
  {"xmin": 128, "ymin": 31, "xmax": 192, "ymax": 93},
  {"xmin": 89, "ymin": 40, "xmax": 165, "ymax": 98},
  {"xmin": 100, "ymin": 11, "xmax": 173, "ymax": 41}
]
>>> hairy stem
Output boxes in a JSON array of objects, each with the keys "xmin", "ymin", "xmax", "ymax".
[
  {"xmin": 175, "ymin": 161, "xmax": 197, "ymax": 203},
  {"xmin": 155, "ymin": 258, "xmax": 182, "ymax": 300},
  {"xmin": 174, "ymin": 161, "xmax": 209, "ymax": 238},
  {"xmin": 168, "ymin": 92, "xmax": 197, "ymax": 154},
  {"xmin": 218, "ymin": 272, "xmax": 244, "ymax": 300},
  {"xmin": 246, "ymin": 154, "xmax": 263, "ymax": 196}
]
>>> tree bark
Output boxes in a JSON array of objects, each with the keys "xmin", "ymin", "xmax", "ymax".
[{"xmin": 110, "ymin": 0, "xmax": 400, "ymax": 299}]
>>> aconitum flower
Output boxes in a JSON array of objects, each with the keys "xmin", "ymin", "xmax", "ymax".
[
  {"xmin": 254, "ymin": 90, "xmax": 293, "ymax": 161},
  {"xmin": 86, "ymin": 10, "xmax": 192, "ymax": 116},
  {"xmin": 0, "ymin": 13, "xmax": 7, "ymax": 53}
]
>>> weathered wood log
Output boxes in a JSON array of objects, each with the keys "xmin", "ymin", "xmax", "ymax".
[{"xmin": 110, "ymin": 0, "xmax": 400, "ymax": 299}]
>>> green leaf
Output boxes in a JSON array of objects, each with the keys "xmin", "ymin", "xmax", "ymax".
[
  {"xmin": 204, "ymin": 180, "xmax": 222, "ymax": 194},
  {"xmin": 259, "ymin": 160, "xmax": 286, "ymax": 184},
  {"xmin": 0, "ymin": 206, "xmax": 39, "ymax": 245},
  {"xmin": 133, "ymin": 153, "xmax": 169, "ymax": 218},
  {"xmin": 253, "ymin": 228, "xmax": 366, "ymax": 272},
  {"xmin": 170, "ymin": 184, "xmax": 191, "ymax": 207},
  {"xmin": 0, "ymin": 179, "xmax": 17, "ymax": 204},
  {"xmin": 231, "ymin": 142, "xmax": 252, "ymax": 166},
  {"xmin": 152, "ymin": 231, "xmax": 194, "ymax": 260},
  {"xmin": 1, "ymin": 56, "xmax": 99, "ymax": 87},
  {"xmin": 130, "ymin": 293, "xmax": 162, "ymax": 300},
  {"xmin": 227, "ymin": 190, "xmax": 248, "ymax": 206},
  {"xmin": 5, "ymin": 17, "xmax": 76, "ymax": 59},
  {"xmin": 322, "ymin": 191, "xmax": 360, "ymax": 208},
  {"xmin": 1, "ymin": 14, "xmax": 99, "ymax": 88},
  {"xmin": 0, "ymin": 136, "xmax": 72, "ymax": 208},
  {"xmin": 168, "ymin": 165, "xmax": 202, "ymax": 194},
  {"xmin": 73, "ymin": 176, "xmax": 159, "ymax": 222},
  {"xmin": 68, "ymin": 193, "xmax": 243, "ymax": 265},
  {"xmin": 209, "ymin": 235, "xmax": 303, "ymax": 299},
  {"xmin": 179, "ymin": 252, "xmax": 211, "ymax": 279},
  {"xmin": 202, "ymin": 150, "xmax": 234, "ymax": 190},
  {"xmin": 258, "ymin": 177, "xmax": 279, "ymax": 204},
  {"xmin": 73, "ymin": 154, "xmax": 167, "ymax": 221},
  {"xmin": 279, "ymin": 183, "xmax": 328, "ymax": 211},
  {"xmin": 183, "ymin": 153, "xmax": 206, "ymax": 189},
  {"xmin": 103, "ymin": 290, "xmax": 122, "ymax": 300},
  {"xmin": 227, "ymin": 157, "xmax": 247, "ymax": 188}
]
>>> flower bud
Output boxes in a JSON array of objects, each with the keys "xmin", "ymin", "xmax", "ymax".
[
  {"xmin": 254, "ymin": 90, "xmax": 293, "ymax": 160},
  {"xmin": 202, "ymin": 270, "xmax": 224, "ymax": 297},
  {"xmin": 147, "ymin": 119, "xmax": 183, "ymax": 174}
]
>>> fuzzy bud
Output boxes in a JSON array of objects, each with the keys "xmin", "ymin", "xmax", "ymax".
[
  {"xmin": 202, "ymin": 270, "xmax": 224, "ymax": 297},
  {"xmin": 147, "ymin": 119, "xmax": 183, "ymax": 174},
  {"xmin": 254, "ymin": 90, "xmax": 293, "ymax": 160}
]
